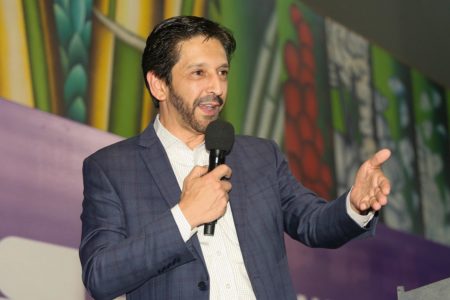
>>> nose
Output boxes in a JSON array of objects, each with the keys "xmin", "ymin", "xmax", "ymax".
[{"xmin": 207, "ymin": 73, "xmax": 225, "ymax": 96}]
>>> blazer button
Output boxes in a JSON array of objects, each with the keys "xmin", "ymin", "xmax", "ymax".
[{"xmin": 198, "ymin": 281, "xmax": 208, "ymax": 291}]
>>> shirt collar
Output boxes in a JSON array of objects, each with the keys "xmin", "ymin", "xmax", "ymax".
[
  {"xmin": 153, "ymin": 114, "xmax": 206, "ymax": 152},
  {"xmin": 154, "ymin": 114, "xmax": 183, "ymax": 150}
]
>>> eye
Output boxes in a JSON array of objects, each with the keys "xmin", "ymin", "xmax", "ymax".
[
  {"xmin": 219, "ymin": 69, "xmax": 229, "ymax": 78},
  {"xmin": 192, "ymin": 69, "xmax": 204, "ymax": 77}
]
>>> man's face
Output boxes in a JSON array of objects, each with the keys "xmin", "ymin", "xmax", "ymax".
[{"xmin": 163, "ymin": 36, "xmax": 229, "ymax": 134}]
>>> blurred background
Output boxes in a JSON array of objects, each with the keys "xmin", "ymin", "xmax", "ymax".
[{"xmin": 1, "ymin": 0, "xmax": 449, "ymax": 299}]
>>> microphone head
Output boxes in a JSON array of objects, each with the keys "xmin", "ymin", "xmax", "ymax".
[{"xmin": 205, "ymin": 119, "xmax": 235, "ymax": 153}]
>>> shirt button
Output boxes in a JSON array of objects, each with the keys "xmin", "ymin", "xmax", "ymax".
[
  {"xmin": 198, "ymin": 281, "xmax": 208, "ymax": 291},
  {"xmin": 225, "ymin": 283, "xmax": 231, "ymax": 289}
]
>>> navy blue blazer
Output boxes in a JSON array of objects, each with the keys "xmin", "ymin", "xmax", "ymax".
[{"xmin": 80, "ymin": 123, "xmax": 375, "ymax": 300}]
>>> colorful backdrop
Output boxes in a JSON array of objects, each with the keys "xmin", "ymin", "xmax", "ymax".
[{"xmin": 1, "ymin": 0, "xmax": 449, "ymax": 299}]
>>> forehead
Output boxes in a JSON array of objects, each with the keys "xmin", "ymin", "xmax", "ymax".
[{"xmin": 175, "ymin": 36, "xmax": 228, "ymax": 66}]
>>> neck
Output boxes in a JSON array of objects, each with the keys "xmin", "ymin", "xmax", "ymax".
[
  {"xmin": 183, "ymin": 134, "xmax": 205, "ymax": 149},
  {"xmin": 158, "ymin": 114, "xmax": 205, "ymax": 149}
]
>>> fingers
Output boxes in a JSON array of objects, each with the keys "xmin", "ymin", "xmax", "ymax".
[
  {"xmin": 180, "ymin": 164, "xmax": 232, "ymax": 228},
  {"xmin": 351, "ymin": 174, "xmax": 391, "ymax": 213},
  {"xmin": 203, "ymin": 165, "xmax": 232, "ymax": 193},
  {"xmin": 379, "ymin": 176, "xmax": 391, "ymax": 195},
  {"xmin": 357, "ymin": 197, "xmax": 379, "ymax": 212},
  {"xmin": 369, "ymin": 148, "xmax": 391, "ymax": 168},
  {"xmin": 208, "ymin": 164, "xmax": 232, "ymax": 180},
  {"xmin": 357, "ymin": 185, "xmax": 390, "ymax": 212},
  {"xmin": 351, "ymin": 149, "xmax": 392, "ymax": 214},
  {"xmin": 186, "ymin": 165, "xmax": 208, "ymax": 180},
  {"xmin": 187, "ymin": 164, "xmax": 231, "ymax": 181},
  {"xmin": 370, "ymin": 194, "xmax": 387, "ymax": 211}
]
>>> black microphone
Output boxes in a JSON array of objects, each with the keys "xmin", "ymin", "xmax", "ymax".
[{"xmin": 204, "ymin": 119, "xmax": 235, "ymax": 236}]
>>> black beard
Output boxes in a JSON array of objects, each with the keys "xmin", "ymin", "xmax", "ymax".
[{"xmin": 168, "ymin": 86, "xmax": 223, "ymax": 133}]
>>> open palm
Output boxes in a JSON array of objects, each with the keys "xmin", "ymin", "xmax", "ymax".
[{"xmin": 350, "ymin": 149, "xmax": 392, "ymax": 214}]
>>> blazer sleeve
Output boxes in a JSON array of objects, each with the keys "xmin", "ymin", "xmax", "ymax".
[
  {"xmin": 79, "ymin": 156, "xmax": 195, "ymax": 300},
  {"xmin": 270, "ymin": 140, "xmax": 377, "ymax": 248}
]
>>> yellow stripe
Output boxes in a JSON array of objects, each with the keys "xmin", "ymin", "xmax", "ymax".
[
  {"xmin": 114, "ymin": 0, "xmax": 160, "ymax": 132},
  {"xmin": 0, "ymin": 1, "xmax": 34, "ymax": 107},
  {"xmin": 96, "ymin": 0, "xmax": 110, "ymax": 12},
  {"xmin": 88, "ymin": 2, "xmax": 115, "ymax": 130},
  {"xmin": 115, "ymin": 0, "xmax": 154, "ymax": 38},
  {"xmin": 163, "ymin": 0, "xmax": 182, "ymax": 18},
  {"xmin": 192, "ymin": 0, "xmax": 205, "ymax": 16}
]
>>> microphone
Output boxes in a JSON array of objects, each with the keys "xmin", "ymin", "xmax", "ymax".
[{"xmin": 204, "ymin": 119, "xmax": 235, "ymax": 236}]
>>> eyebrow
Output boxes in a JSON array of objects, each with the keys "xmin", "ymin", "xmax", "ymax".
[{"xmin": 186, "ymin": 62, "xmax": 229, "ymax": 69}]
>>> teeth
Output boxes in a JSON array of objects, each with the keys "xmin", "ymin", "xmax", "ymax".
[{"xmin": 200, "ymin": 104, "xmax": 215, "ymax": 109}]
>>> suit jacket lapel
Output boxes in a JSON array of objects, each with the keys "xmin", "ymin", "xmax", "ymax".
[
  {"xmin": 137, "ymin": 123, "xmax": 206, "ymax": 266},
  {"xmin": 138, "ymin": 125, "xmax": 181, "ymax": 208}
]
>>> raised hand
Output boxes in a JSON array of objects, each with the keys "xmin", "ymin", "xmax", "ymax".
[
  {"xmin": 350, "ymin": 149, "xmax": 391, "ymax": 214},
  {"xmin": 179, "ymin": 164, "xmax": 232, "ymax": 228}
]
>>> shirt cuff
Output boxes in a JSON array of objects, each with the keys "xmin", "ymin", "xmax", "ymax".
[
  {"xmin": 171, "ymin": 204, "xmax": 198, "ymax": 242},
  {"xmin": 346, "ymin": 189, "xmax": 374, "ymax": 227}
]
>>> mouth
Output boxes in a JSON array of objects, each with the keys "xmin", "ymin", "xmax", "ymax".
[
  {"xmin": 198, "ymin": 102, "xmax": 221, "ymax": 115},
  {"xmin": 196, "ymin": 96, "xmax": 224, "ymax": 116}
]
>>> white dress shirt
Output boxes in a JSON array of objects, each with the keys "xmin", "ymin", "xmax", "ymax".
[
  {"xmin": 153, "ymin": 115, "xmax": 372, "ymax": 299},
  {"xmin": 154, "ymin": 116, "xmax": 256, "ymax": 300}
]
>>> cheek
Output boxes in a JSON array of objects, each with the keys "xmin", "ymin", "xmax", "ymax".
[{"xmin": 185, "ymin": 84, "xmax": 204, "ymax": 100}]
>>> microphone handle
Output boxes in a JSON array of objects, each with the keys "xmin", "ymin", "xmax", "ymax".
[
  {"xmin": 204, "ymin": 149, "xmax": 226, "ymax": 236},
  {"xmin": 204, "ymin": 220, "xmax": 217, "ymax": 236}
]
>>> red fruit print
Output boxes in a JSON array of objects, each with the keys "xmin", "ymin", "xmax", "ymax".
[
  {"xmin": 284, "ymin": 42, "xmax": 302, "ymax": 82},
  {"xmin": 284, "ymin": 81, "xmax": 302, "ymax": 117},
  {"xmin": 300, "ymin": 46, "xmax": 315, "ymax": 70},
  {"xmin": 283, "ymin": 4, "xmax": 335, "ymax": 199},
  {"xmin": 303, "ymin": 87, "xmax": 318, "ymax": 119},
  {"xmin": 315, "ymin": 132, "xmax": 324, "ymax": 155},
  {"xmin": 290, "ymin": 4, "xmax": 303, "ymax": 26},
  {"xmin": 299, "ymin": 68, "xmax": 314, "ymax": 85},
  {"xmin": 302, "ymin": 143, "xmax": 320, "ymax": 180},
  {"xmin": 298, "ymin": 114, "xmax": 314, "ymax": 141},
  {"xmin": 298, "ymin": 23, "xmax": 313, "ymax": 47},
  {"xmin": 285, "ymin": 123, "xmax": 302, "ymax": 154}
]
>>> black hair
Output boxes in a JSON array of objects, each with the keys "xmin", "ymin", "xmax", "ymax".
[{"xmin": 141, "ymin": 15, "xmax": 236, "ymax": 107}]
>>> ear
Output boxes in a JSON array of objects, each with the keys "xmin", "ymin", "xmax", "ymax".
[{"xmin": 146, "ymin": 72, "xmax": 168, "ymax": 102}]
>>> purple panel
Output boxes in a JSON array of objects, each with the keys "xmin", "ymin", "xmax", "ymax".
[
  {"xmin": 0, "ymin": 99, "xmax": 122, "ymax": 248},
  {"xmin": 286, "ymin": 224, "xmax": 450, "ymax": 299},
  {"xmin": 1, "ymin": 98, "xmax": 450, "ymax": 299}
]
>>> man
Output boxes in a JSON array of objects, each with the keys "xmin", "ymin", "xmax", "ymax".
[{"xmin": 80, "ymin": 16, "xmax": 391, "ymax": 300}]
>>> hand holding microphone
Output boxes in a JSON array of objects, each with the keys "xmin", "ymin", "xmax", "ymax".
[
  {"xmin": 203, "ymin": 120, "xmax": 235, "ymax": 236},
  {"xmin": 178, "ymin": 120, "xmax": 235, "ymax": 235}
]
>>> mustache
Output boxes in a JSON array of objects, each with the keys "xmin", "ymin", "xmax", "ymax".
[{"xmin": 193, "ymin": 95, "xmax": 224, "ymax": 107}]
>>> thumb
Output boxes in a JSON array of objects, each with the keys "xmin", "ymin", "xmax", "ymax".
[
  {"xmin": 186, "ymin": 165, "xmax": 208, "ymax": 180},
  {"xmin": 369, "ymin": 148, "xmax": 391, "ymax": 168}
]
